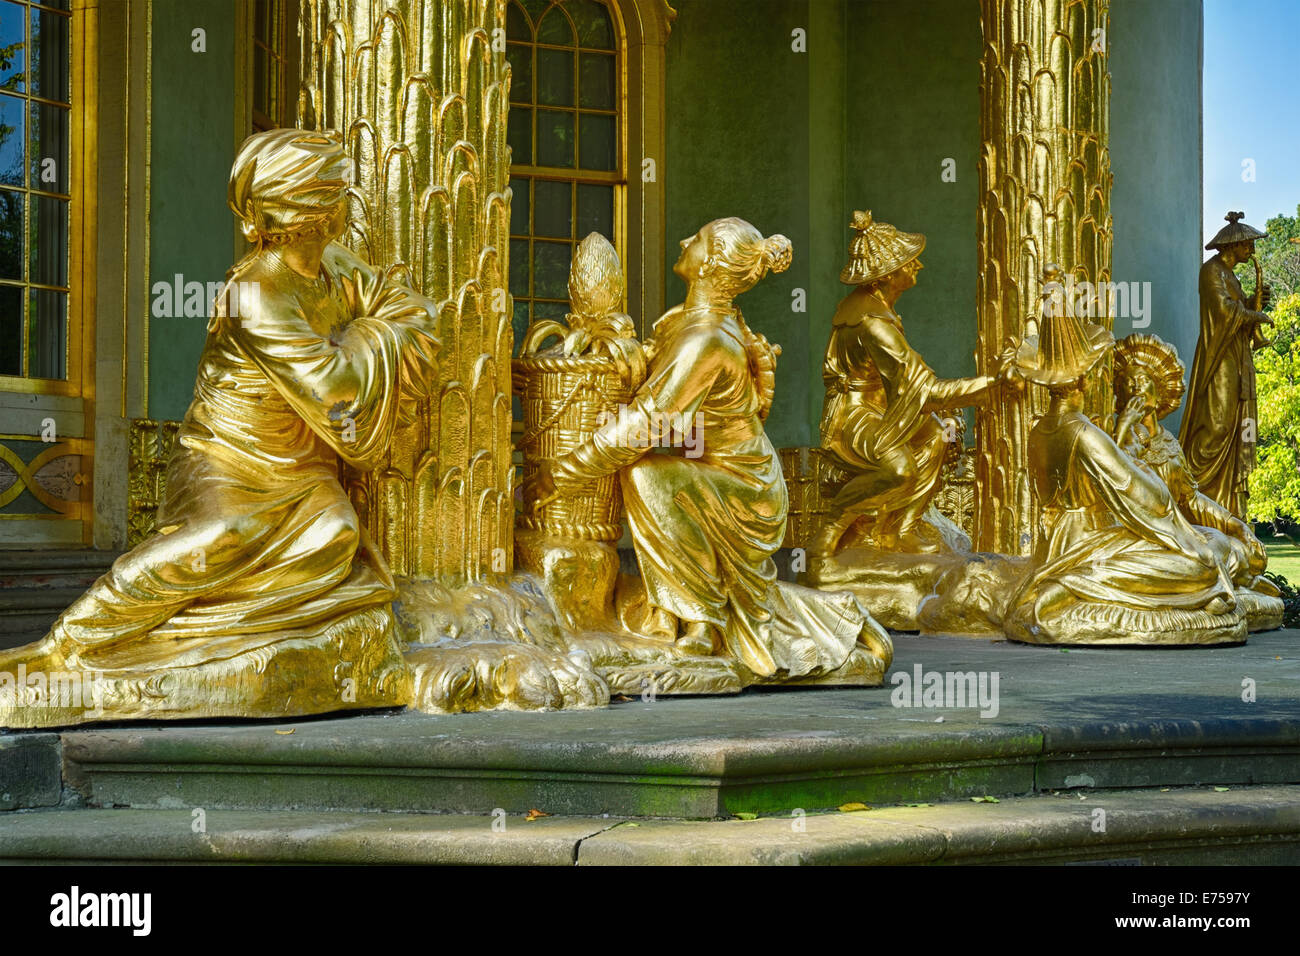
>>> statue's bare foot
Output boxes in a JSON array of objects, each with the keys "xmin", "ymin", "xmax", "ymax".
[
  {"xmin": 676, "ymin": 620, "xmax": 717, "ymax": 657},
  {"xmin": 643, "ymin": 606, "xmax": 679, "ymax": 643},
  {"xmin": 857, "ymin": 616, "xmax": 895, "ymax": 672}
]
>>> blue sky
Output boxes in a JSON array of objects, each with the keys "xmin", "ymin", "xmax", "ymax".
[{"xmin": 1203, "ymin": 0, "xmax": 1300, "ymax": 240}]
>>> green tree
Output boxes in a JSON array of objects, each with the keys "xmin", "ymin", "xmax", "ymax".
[
  {"xmin": 1249, "ymin": 292, "xmax": 1300, "ymax": 525},
  {"xmin": 1233, "ymin": 205, "xmax": 1300, "ymax": 302}
]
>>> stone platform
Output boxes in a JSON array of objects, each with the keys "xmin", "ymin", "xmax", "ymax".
[{"xmin": 2, "ymin": 630, "xmax": 1298, "ymax": 864}]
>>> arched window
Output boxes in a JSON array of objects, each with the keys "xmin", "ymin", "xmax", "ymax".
[{"xmin": 507, "ymin": 0, "xmax": 622, "ymax": 341}]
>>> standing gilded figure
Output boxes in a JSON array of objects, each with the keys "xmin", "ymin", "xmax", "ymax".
[{"xmin": 1179, "ymin": 212, "xmax": 1274, "ymax": 519}]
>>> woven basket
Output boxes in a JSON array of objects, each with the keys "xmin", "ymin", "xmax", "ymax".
[{"xmin": 514, "ymin": 351, "xmax": 633, "ymax": 541}]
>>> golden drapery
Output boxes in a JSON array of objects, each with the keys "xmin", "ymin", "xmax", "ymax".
[
  {"xmin": 555, "ymin": 305, "xmax": 884, "ymax": 678},
  {"xmin": 1179, "ymin": 257, "xmax": 1262, "ymax": 518},
  {"xmin": 36, "ymin": 243, "xmax": 439, "ymax": 675},
  {"xmin": 1006, "ymin": 410, "xmax": 1245, "ymax": 645},
  {"xmin": 1126, "ymin": 423, "xmax": 1266, "ymax": 584}
]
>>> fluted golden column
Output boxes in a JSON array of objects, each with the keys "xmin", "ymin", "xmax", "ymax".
[
  {"xmin": 298, "ymin": 0, "xmax": 513, "ymax": 582},
  {"xmin": 974, "ymin": 0, "xmax": 1113, "ymax": 554}
]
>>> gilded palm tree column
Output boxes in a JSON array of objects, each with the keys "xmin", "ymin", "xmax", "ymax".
[
  {"xmin": 297, "ymin": 0, "xmax": 513, "ymax": 582},
  {"xmin": 974, "ymin": 0, "xmax": 1113, "ymax": 555}
]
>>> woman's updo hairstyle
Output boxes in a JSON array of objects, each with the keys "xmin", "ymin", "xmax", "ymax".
[{"xmin": 700, "ymin": 217, "xmax": 792, "ymax": 297}]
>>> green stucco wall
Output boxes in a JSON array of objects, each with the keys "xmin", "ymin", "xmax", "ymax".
[
  {"xmin": 148, "ymin": 1, "xmax": 238, "ymax": 421},
  {"xmin": 138, "ymin": 0, "xmax": 1203, "ymax": 447},
  {"xmin": 664, "ymin": 0, "xmax": 980, "ymax": 448},
  {"xmin": 841, "ymin": 0, "xmax": 981, "ymax": 430},
  {"xmin": 664, "ymin": 0, "xmax": 814, "ymax": 449},
  {"xmin": 1110, "ymin": 0, "xmax": 1203, "ymax": 435},
  {"xmin": 665, "ymin": 0, "xmax": 1200, "ymax": 448}
]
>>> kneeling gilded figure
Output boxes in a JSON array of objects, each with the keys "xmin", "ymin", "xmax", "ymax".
[
  {"xmin": 527, "ymin": 218, "xmax": 892, "ymax": 681},
  {"xmin": 0, "ymin": 129, "xmax": 439, "ymax": 726},
  {"xmin": 1004, "ymin": 309, "xmax": 1246, "ymax": 645}
]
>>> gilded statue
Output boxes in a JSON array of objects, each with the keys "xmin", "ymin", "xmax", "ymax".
[
  {"xmin": 1002, "ymin": 305, "xmax": 1247, "ymax": 645},
  {"xmin": 811, "ymin": 211, "xmax": 1012, "ymax": 557},
  {"xmin": 1179, "ymin": 211, "xmax": 1274, "ymax": 519},
  {"xmin": 526, "ymin": 218, "xmax": 892, "ymax": 681},
  {"xmin": 1112, "ymin": 333, "xmax": 1282, "ymax": 630},
  {"xmin": 0, "ymin": 129, "xmax": 439, "ymax": 727}
]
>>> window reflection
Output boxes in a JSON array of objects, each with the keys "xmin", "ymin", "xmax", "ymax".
[
  {"xmin": 0, "ymin": 0, "xmax": 70, "ymax": 382},
  {"xmin": 507, "ymin": 0, "xmax": 621, "ymax": 345}
]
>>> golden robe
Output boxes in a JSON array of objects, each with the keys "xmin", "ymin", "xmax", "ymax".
[
  {"xmin": 1179, "ymin": 257, "xmax": 1264, "ymax": 518},
  {"xmin": 819, "ymin": 290, "xmax": 988, "ymax": 533},
  {"xmin": 1006, "ymin": 409, "xmax": 1245, "ymax": 645},
  {"xmin": 40, "ymin": 243, "xmax": 438, "ymax": 675},
  {"xmin": 1125, "ymin": 423, "xmax": 1264, "ymax": 581},
  {"xmin": 558, "ymin": 305, "xmax": 884, "ymax": 678}
]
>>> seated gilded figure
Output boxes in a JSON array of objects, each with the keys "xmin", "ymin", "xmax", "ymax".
[
  {"xmin": 811, "ymin": 211, "xmax": 1012, "ymax": 557},
  {"xmin": 1112, "ymin": 333, "xmax": 1282, "ymax": 630},
  {"xmin": 0, "ymin": 129, "xmax": 439, "ymax": 727},
  {"xmin": 526, "ymin": 217, "xmax": 892, "ymax": 680},
  {"xmin": 1002, "ymin": 306, "xmax": 1247, "ymax": 646}
]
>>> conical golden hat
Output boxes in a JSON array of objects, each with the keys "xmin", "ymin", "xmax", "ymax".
[
  {"xmin": 1114, "ymin": 333, "xmax": 1185, "ymax": 419},
  {"xmin": 1206, "ymin": 211, "xmax": 1267, "ymax": 250},
  {"xmin": 839, "ymin": 210, "xmax": 925, "ymax": 285},
  {"xmin": 1013, "ymin": 308, "xmax": 1114, "ymax": 387}
]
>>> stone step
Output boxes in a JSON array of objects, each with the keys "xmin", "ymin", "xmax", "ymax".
[
  {"xmin": 0, "ymin": 550, "xmax": 116, "ymax": 650},
  {"xmin": 0, "ymin": 549, "xmax": 118, "ymax": 590},
  {"xmin": 8, "ymin": 632, "xmax": 1300, "ymax": 818},
  {"xmin": 0, "ymin": 585, "xmax": 89, "ymax": 612},
  {"xmin": 0, "ymin": 585, "xmax": 88, "ymax": 650},
  {"xmin": 47, "ymin": 703, "xmax": 1300, "ymax": 819},
  {"xmin": 2, "ymin": 785, "xmax": 1297, "ymax": 864}
]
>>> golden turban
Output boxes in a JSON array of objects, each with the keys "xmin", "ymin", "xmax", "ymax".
[{"xmin": 227, "ymin": 128, "xmax": 351, "ymax": 242}]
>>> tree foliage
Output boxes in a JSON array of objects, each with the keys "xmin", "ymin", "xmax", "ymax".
[
  {"xmin": 1233, "ymin": 205, "xmax": 1300, "ymax": 302},
  {"xmin": 1249, "ymin": 292, "xmax": 1300, "ymax": 524}
]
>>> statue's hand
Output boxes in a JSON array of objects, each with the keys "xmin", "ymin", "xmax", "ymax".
[
  {"xmin": 994, "ymin": 337, "xmax": 1026, "ymax": 391},
  {"xmin": 523, "ymin": 461, "xmax": 559, "ymax": 514},
  {"xmin": 1259, "ymin": 283, "xmax": 1273, "ymax": 311},
  {"xmin": 997, "ymin": 362, "xmax": 1026, "ymax": 392},
  {"xmin": 1116, "ymin": 395, "xmax": 1145, "ymax": 432}
]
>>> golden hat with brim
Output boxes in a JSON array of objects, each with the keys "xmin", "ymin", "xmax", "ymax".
[
  {"xmin": 1114, "ymin": 333, "xmax": 1186, "ymax": 419},
  {"xmin": 1206, "ymin": 211, "xmax": 1267, "ymax": 250},
  {"xmin": 1012, "ymin": 310, "xmax": 1114, "ymax": 387},
  {"xmin": 840, "ymin": 210, "xmax": 925, "ymax": 285}
]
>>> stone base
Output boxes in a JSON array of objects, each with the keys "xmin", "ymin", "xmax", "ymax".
[
  {"xmin": 27, "ymin": 631, "xmax": 1300, "ymax": 823},
  {"xmin": 8, "ymin": 786, "xmax": 1300, "ymax": 864}
]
